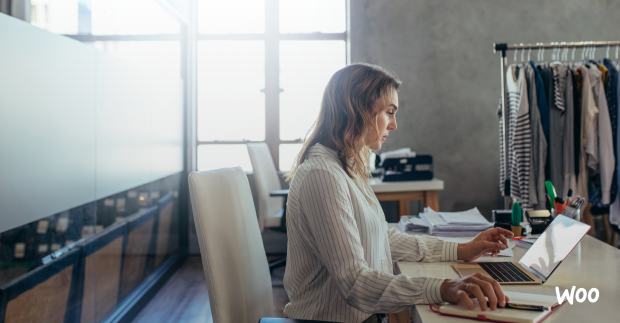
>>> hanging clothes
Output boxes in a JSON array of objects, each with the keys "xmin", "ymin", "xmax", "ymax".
[
  {"xmin": 501, "ymin": 57, "xmax": 619, "ymax": 225},
  {"xmin": 603, "ymin": 58, "xmax": 618, "ymax": 204},
  {"xmin": 549, "ymin": 64, "xmax": 568, "ymax": 196},
  {"xmin": 525, "ymin": 63, "xmax": 547, "ymax": 209},
  {"xmin": 507, "ymin": 66, "xmax": 532, "ymax": 206},
  {"xmin": 610, "ymin": 61, "xmax": 620, "ymax": 227},
  {"xmin": 573, "ymin": 69, "xmax": 583, "ymax": 184},
  {"xmin": 561, "ymin": 69, "xmax": 577, "ymax": 197},
  {"xmin": 504, "ymin": 65, "xmax": 517, "ymax": 198},
  {"xmin": 498, "ymin": 97, "xmax": 508, "ymax": 197},
  {"xmin": 575, "ymin": 65, "xmax": 598, "ymax": 201},
  {"xmin": 587, "ymin": 65, "xmax": 615, "ymax": 205}
]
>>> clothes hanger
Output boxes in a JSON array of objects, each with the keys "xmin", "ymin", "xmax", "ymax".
[
  {"xmin": 562, "ymin": 46, "xmax": 569, "ymax": 62},
  {"xmin": 606, "ymin": 46, "xmax": 610, "ymax": 59},
  {"xmin": 581, "ymin": 47, "xmax": 586, "ymax": 63},
  {"xmin": 550, "ymin": 44, "xmax": 562, "ymax": 65},
  {"xmin": 513, "ymin": 48, "xmax": 518, "ymax": 63},
  {"xmin": 588, "ymin": 47, "xmax": 599, "ymax": 65},
  {"xmin": 538, "ymin": 43, "xmax": 543, "ymax": 62}
]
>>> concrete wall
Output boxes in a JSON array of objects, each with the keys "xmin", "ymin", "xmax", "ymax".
[{"xmin": 351, "ymin": 0, "xmax": 620, "ymax": 216}]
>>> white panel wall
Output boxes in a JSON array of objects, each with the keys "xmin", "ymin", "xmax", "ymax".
[{"xmin": 0, "ymin": 14, "xmax": 183, "ymax": 232}]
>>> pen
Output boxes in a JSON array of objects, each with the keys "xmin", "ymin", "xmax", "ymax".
[{"xmin": 505, "ymin": 303, "xmax": 547, "ymax": 311}]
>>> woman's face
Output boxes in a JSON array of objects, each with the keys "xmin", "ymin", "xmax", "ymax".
[{"xmin": 365, "ymin": 88, "xmax": 399, "ymax": 151}]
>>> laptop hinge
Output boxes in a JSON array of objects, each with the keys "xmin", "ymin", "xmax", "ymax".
[{"xmin": 528, "ymin": 266, "xmax": 547, "ymax": 282}]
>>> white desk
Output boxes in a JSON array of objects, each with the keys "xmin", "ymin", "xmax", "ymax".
[
  {"xmin": 370, "ymin": 178, "xmax": 444, "ymax": 215},
  {"xmin": 398, "ymin": 234, "xmax": 620, "ymax": 322}
]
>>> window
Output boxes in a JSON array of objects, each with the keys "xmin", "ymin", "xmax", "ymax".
[
  {"xmin": 196, "ymin": 0, "xmax": 348, "ymax": 172},
  {"xmin": 90, "ymin": 0, "xmax": 180, "ymax": 35},
  {"xmin": 30, "ymin": 0, "xmax": 79, "ymax": 34}
]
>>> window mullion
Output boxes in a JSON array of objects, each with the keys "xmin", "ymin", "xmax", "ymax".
[
  {"xmin": 78, "ymin": 0, "xmax": 92, "ymax": 34},
  {"xmin": 265, "ymin": 0, "xmax": 280, "ymax": 168}
]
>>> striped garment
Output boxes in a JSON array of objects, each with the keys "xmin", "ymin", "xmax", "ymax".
[
  {"xmin": 283, "ymin": 144, "xmax": 458, "ymax": 323},
  {"xmin": 507, "ymin": 65, "xmax": 532, "ymax": 207},
  {"xmin": 552, "ymin": 64, "xmax": 567, "ymax": 112}
]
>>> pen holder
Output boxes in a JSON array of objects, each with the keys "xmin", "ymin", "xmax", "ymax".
[{"xmin": 511, "ymin": 225, "xmax": 523, "ymax": 236}]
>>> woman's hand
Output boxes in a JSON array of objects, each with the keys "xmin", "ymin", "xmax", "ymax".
[
  {"xmin": 457, "ymin": 227, "xmax": 514, "ymax": 262},
  {"xmin": 440, "ymin": 273, "xmax": 509, "ymax": 311}
]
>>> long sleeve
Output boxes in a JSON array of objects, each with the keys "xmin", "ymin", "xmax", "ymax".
[
  {"xmin": 513, "ymin": 67, "xmax": 532, "ymax": 207},
  {"xmin": 297, "ymin": 168, "xmax": 446, "ymax": 313},
  {"xmin": 594, "ymin": 66, "xmax": 615, "ymax": 204},
  {"xmin": 387, "ymin": 227, "xmax": 458, "ymax": 263}
]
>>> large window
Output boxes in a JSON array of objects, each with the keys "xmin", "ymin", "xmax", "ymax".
[
  {"xmin": 196, "ymin": 0, "xmax": 348, "ymax": 172},
  {"xmin": 29, "ymin": 0, "xmax": 183, "ymax": 85}
]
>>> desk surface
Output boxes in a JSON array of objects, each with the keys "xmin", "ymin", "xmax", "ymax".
[
  {"xmin": 270, "ymin": 179, "xmax": 444, "ymax": 195},
  {"xmin": 398, "ymin": 233, "xmax": 620, "ymax": 323},
  {"xmin": 369, "ymin": 178, "xmax": 444, "ymax": 193}
]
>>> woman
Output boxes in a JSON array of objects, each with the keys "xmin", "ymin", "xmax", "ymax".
[{"xmin": 283, "ymin": 63, "xmax": 513, "ymax": 323}]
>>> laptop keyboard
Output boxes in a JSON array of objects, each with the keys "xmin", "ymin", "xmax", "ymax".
[{"xmin": 478, "ymin": 262, "xmax": 534, "ymax": 282}]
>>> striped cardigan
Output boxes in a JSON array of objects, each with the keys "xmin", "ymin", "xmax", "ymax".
[{"xmin": 283, "ymin": 144, "xmax": 458, "ymax": 322}]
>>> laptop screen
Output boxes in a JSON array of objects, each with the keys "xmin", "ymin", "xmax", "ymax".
[{"xmin": 518, "ymin": 214, "xmax": 590, "ymax": 279}]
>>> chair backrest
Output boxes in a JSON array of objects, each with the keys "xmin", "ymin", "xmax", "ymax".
[
  {"xmin": 247, "ymin": 143, "xmax": 284, "ymax": 229},
  {"xmin": 188, "ymin": 168, "xmax": 274, "ymax": 323}
]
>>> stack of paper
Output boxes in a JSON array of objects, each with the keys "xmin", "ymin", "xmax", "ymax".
[
  {"xmin": 419, "ymin": 207, "xmax": 493, "ymax": 237},
  {"xmin": 398, "ymin": 216, "xmax": 429, "ymax": 233}
]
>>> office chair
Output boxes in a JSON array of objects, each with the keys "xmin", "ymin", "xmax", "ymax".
[
  {"xmin": 247, "ymin": 143, "xmax": 288, "ymax": 270},
  {"xmin": 189, "ymin": 168, "xmax": 298, "ymax": 323}
]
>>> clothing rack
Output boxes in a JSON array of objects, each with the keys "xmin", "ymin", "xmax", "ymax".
[{"xmin": 493, "ymin": 40, "xmax": 620, "ymax": 196}]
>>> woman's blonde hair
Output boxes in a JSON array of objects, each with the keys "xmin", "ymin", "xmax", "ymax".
[{"xmin": 288, "ymin": 63, "xmax": 401, "ymax": 181}]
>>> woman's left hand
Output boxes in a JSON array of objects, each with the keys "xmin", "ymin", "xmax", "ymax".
[{"xmin": 457, "ymin": 227, "xmax": 514, "ymax": 262}]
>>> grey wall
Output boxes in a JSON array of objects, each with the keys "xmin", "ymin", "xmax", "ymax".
[{"xmin": 351, "ymin": 0, "xmax": 620, "ymax": 216}]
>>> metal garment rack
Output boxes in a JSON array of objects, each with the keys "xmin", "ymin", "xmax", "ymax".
[{"xmin": 492, "ymin": 41, "xmax": 620, "ymax": 196}]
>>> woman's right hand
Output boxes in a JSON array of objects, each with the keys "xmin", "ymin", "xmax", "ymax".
[{"xmin": 440, "ymin": 273, "xmax": 508, "ymax": 311}]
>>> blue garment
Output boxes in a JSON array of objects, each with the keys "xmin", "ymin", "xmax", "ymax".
[
  {"xmin": 531, "ymin": 62, "xmax": 550, "ymax": 144},
  {"xmin": 604, "ymin": 59, "xmax": 619, "ymax": 204}
]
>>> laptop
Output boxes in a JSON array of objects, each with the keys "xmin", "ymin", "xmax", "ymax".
[{"xmin": 451, "ymin": 214, "xmax": 590, "ymax": 285}]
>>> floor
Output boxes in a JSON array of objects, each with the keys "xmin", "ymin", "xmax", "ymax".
[{"xmin": 132, "ymin": 257, "xmax": 288, "ymax": 323}]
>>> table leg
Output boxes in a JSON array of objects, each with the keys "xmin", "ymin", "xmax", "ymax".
[
  {"xmin": 388, "ymin": 309, "xmax": 411, "ymax": 323},
  {"xmin": 424, "ymin": 191, "xmax": 439, "ymax": 211},
  {"xmin": 399, "ymin": 199, "xmax": 411, "ymax": 216}
]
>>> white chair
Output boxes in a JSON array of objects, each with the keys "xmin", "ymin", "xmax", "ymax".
[
  {"xmin": 246, "ymin": 143, "xmax": 286, "ymax": 230},
  {"xmin": 247, "ymin": 144, "xmax": 288, "ymax": 270},
  {"xmin": 189, "ymin": 168, "xmax": 275, "ymax": 323}
]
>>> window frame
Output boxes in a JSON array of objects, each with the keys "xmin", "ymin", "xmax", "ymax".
[{"xmin": 195, "ymin": 0, "xmax": 349, "ymax": 171}]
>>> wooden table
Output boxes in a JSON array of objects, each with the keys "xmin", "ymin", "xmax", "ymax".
[
  {"xmin": 397, "ymin": 232, "xmax": 620, "ymax": 323},
  {"xmin": 369, "ymin": 178, "xmax": 444, "ymax": 215},
  {"xmin": 270, "ymin": 179, "xmax": 444, "ymax": 217}
]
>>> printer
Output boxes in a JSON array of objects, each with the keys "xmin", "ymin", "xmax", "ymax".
[{"xmin": 380, "ymin": 155, "xmax": 433, "ymax": 182}]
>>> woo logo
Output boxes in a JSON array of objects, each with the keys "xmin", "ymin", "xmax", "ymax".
[{"xmin": 555, "ymin": 286, "xmax": 600, "ymax": 305}]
